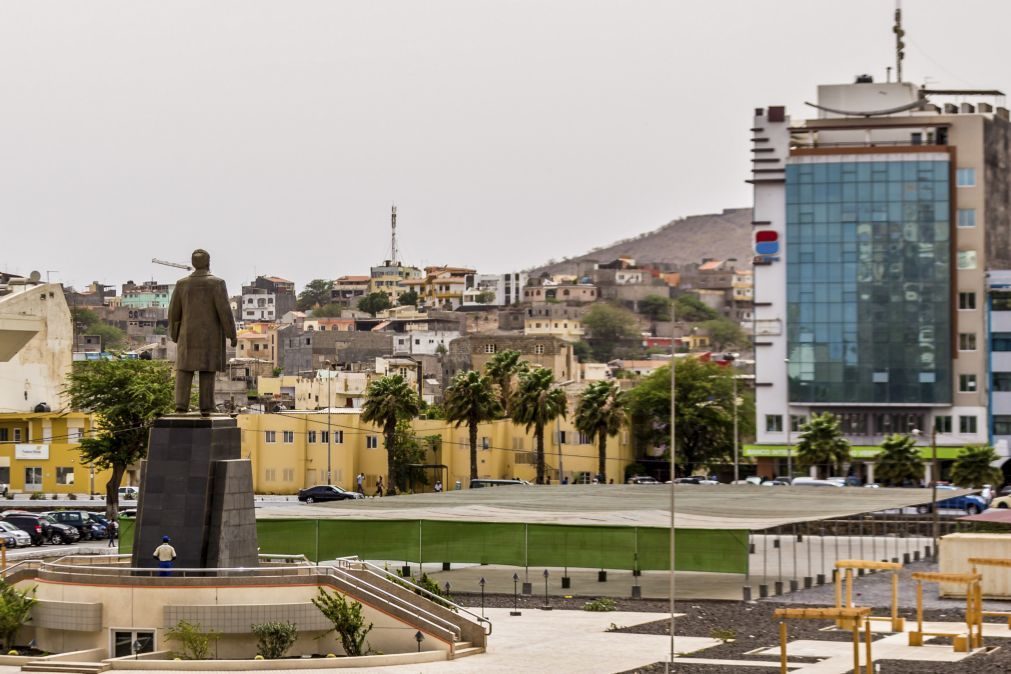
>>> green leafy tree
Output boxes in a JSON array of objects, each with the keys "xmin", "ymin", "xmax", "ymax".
[
  {"xmin": 72, "ymin": 307, "xmax": 126, "ymax": 350},
  {"xmin": 444, "ymin": 371, "xmax": 502, "ymax": 480},
  {"xmin": 312, "ymin": 588, "xmax": 374, "ymax": 657},
  {"xmin": 951, "ymin": 444, "xmax": 1004, "ymax": 488},
  {"xmin": 251, "ymin": 621, "xmax": 297, "ymax": 659},
  {"xmin": 626, "ymin": 358, "xmax": 753, "ymax": 474},
  {"xmin": 572, "ymin": 340, "xmax": 593, "ymax": 362},
  {"xmin": 361, "ymin": 375, "xmax": 421, "ymax": 495},
  {"xmin": 574, "ymin": 381, "xmax": 626, "ymax": 483},
  {"xmin": 795, "ymin": 412, "xmax": 850, "ymax": 479},
  {"xmin": 874, "ymin": 434, "xmax": 924, "ymax": 487},
  {"xmin": 89, "ymin": 322, "xmax": 128, "ymax": 350},
  {"xmin": 484, "ymin": 350, "xmax": 529, "ymax": 414},
  {"xmin": 311, "ymin": 303, "xmax": 344, "ymax": 318},
  {"xmin": 64, "ymin": 359, "xmax": 174, "ymax": 518},
  {"xmin": 390, "ymin": 420, "xmax": 430, "ymax": 492},
  {"xmin": 166, "ymin": 620, "xmax": 220, "ymax": 660},
  {"xmin": 638, "ymin": 295, "xmax": 672, "ymax": 322},
  {"xmin": 397, "ymin": 289, "xmax": 419, "ymax": 307},
  {"xmin": 582, "ymin": 303, "xmax": 640, "ymax": 361},
  {"xmin": 357, "ymin": 292, "xmax": 393, "ymax": 316},
  {"xmin": 0, "ymin": 581, "xmax": 36, "ymax": 652},
  {"xmin": 510, "ymin": 367, "xmax": 567, "ymax": 484},
  {"xmin": 297, "ymin": 279, "xmax": 334, "ymax": 311},
  {"xmin": 702, "ymin": 318, "xmax": 747, "ymax": 351},
  {"xmin": 474, "ymin": 291, "xmax": 496, "ymax": 304},
  {"xmin": 674, "ymin": 294, "xmax": 719, "ymax": 322}
]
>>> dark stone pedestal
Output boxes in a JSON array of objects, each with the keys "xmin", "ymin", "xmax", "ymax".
[{"xmin": 131, "ymin": 416, "xmax": 258, "ymax": 569}]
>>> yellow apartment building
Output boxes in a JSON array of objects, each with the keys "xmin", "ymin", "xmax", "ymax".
[
  {"xmin": 238, "ymin": 409, "xmax": 636, "ymax": 493},
  {"xmin": 0, "ymin": 412, "xmax": 112, "ymax": 494}
]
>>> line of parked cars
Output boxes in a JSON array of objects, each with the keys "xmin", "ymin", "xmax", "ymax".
[{"xmin": 0, "ymin": 510, "xmax": 115, "ymax": 547}]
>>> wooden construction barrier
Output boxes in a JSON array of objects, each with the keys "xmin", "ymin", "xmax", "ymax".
[
  {"xmin": 908, "ymin": 571, "xmax": 982, "ymax": 652},
  {"xmin": 773, "ymin": 607, "xmax": 872, "ymax": 674},
  {"xmin": 834, "ymin": 559, "xmax": 905, "ymax": 631},
  {"xmin": 969, "ymin": 557, "xmax": 1011, "ymax": 628}
]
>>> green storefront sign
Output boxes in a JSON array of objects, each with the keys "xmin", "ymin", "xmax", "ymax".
[{"xmin": 743, "ymin": 445, "xmax": 965, "ymax": 460}]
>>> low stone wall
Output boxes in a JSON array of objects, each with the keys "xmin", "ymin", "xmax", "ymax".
[{"xmin": 106, "ymin": 650, "xmax": 447, "ymax": 670}]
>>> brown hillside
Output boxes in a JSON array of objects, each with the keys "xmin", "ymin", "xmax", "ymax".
[{"xmin": 530, "ymin": 207, "xmax": 754, "ymax": 275}]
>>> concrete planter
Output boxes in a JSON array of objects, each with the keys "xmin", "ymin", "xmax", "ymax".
[{"xmin": 106, "ymin": 650, "xmax": 448, "ymax": 670}]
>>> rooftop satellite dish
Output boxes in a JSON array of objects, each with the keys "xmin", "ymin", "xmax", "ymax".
[{"xmin": 29, "ymin": 271, "xmax": 41, "ymax": 282}]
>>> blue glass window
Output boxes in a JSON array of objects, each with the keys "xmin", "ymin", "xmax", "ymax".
[{"xmin": 785, "ymin": 158, "xmax": 952, "ymax": 404}]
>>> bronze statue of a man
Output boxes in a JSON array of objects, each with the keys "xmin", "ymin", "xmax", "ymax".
[{"xmin": 167, "ymin": 249, "xmax": 238, "ymax": 415}]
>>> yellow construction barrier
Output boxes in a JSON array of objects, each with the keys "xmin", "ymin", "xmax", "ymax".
[
  {"xmin": 773, "ymin": 607, "xmax": 872, "ymax": 674},
  {"xmin": 908, "ymin": 571, "xmax": 982, "ymax": 652},
  {"xmin": 969, "ymin": 557, "xmax": 1011, "ymax": 628},
  {"xmin": 834, "ymin": 559, "xmax": 905, "ymax": 631}
]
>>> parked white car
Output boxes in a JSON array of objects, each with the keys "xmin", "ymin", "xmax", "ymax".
[{"xmin": 0, "ymin": 521, "xmax": 33, "ymax": 547}]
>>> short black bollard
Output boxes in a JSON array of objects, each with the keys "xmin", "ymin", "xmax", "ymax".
[
  {"xmin": 774, "ymin": 581, "xmax": 784, "ymax": 595},
  {"xmin": 561, "ymin": 576, "xmax": 571, "ymax": 589},
  {"xmin": 510, "ymin": 573, "xmax": 522, "ymax": 616},
  {"xmin": 789, "ymin": 579, "xmax": 799, "ymax": 593},
  {"xmin": 631, "ymin": 585, "xmax": 642, "ymax": 599},
  {"xmin": 816, "ymin": 573, "xmax": 826, "ymax": 586},
  {"xmin": 401, "ymin": 565, "xmax": 411, "ymax": 577},
  {"xmin": 598, "ymin": 570, "xmax": 607, "ymax": 582},
  {"xmin": 759, "ymin": 584, "xmax": 769, "ymax": 598},
  {"xmin": 522, "ymin": 581, "xmax": 532, "ymax": 595},
  {"xmin": 914, "ymin": 550, "xmax": 921, "ymax": 562},
  {"xmin": 541, "ymin": 569, "xmax": 552, "ymax": 610},
  {"xmin": 742, "ymin": 586, "xmax": 752, "ymax": 601},
  {"xmin": 442, "ymin": 562, "xmax": 451, "ymax": 571},
  {"xmin": 804, "ymin": 577, "xmax": 812, "ymax": 589},
  {"xmin": 903, "ymin": 553, "xmax": 911, "ymax": 564}
]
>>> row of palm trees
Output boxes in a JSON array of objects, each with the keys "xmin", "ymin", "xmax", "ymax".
[
  {"xmin": 360, "ymin": 350, "xmax": 627, "ymax": 493},
  {"xmin": 795, "ymin": 412, "xmax": 1003, "ymax": 488}
]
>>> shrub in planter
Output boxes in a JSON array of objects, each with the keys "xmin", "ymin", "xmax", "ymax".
[
  {"xmin": 28, "ymin": 493, "xmax": 43, "ymax": 501},
  {"xmin": 0, "ymin": 581, "xmax": 37, "ymax": 651},
  {"xmin": 67, "ymin": 493, "xmax": 77, "ymax": 501},
  {"xmin": 251, "ymin": 621, "xmax": 297, "ymax": 659},
  {"xmin": 166, "ymin": 619, "xmax": 220, "ymax": 660},
  {"xmin": 583, "ymin": 597, "xmax": 616, "ymax": 612},
  {"xmin": 311, "ymin": 588, "xmax": 373, "ymax": 657}
]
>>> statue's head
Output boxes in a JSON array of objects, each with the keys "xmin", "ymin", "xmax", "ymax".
[{"xmin": 191, "ymin": 249, "xmax": 211, "ymax": 271}]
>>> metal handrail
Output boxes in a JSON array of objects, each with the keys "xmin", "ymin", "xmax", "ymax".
[
  {"xmin": 33, "ymin": 558, "xmax": 464, "ymax": 641},
  {"xmin": 316, "ymin": 565, "xmax": 461, "ymax": 641},
  {"xmin": 355, "ymin": 559, "xmax": 493, "ymax": 636}
]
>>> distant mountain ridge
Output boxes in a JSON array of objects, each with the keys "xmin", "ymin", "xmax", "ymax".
[{"xmin": 530, "ymin": 207, "xmax": 754, "ymax": 275}]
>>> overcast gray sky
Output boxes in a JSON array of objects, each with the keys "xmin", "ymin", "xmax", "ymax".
[{"xmin": 2, "ymin": 0, "xmax": 1006, "ymax": 293}]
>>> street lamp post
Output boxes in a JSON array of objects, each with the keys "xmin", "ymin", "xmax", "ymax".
[
  {"xmin": 784, "ymin": 358, "xmax": 792, "ymax": 480},
  {"xmin": 911, "ymin": 427, "xmax": 940, "ymax": 558},
  {"xmin": 667, "ymin": 302, "xmax": 677, "ymax": 673},
  {"xmin": 324, "ymin": 360, "xmax": 336, "ymax": 485}
]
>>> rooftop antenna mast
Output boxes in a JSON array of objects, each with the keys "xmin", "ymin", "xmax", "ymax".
[
  {"xmin": 893, "ymin": 0, "xmax": 906, "ymax": 83},
  {"xmin": 391, "ymin": 204, "xmax": 399, "ymax": 265}
]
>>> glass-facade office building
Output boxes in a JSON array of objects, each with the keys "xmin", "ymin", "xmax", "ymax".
[{"xmin": 785, "ymin": 155, "xmax": 952, "ymax": 404}]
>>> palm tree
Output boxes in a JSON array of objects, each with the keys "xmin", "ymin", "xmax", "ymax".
[
  {"xmin": 443, "ymin": 370, "xmax": 502, "ymax": 481},
  {"xmin": 795, "ymin": 412, "xmax": 850, "ymax": 479},
  {"xmin": 951, "ymin": 445, "xmax": 1003, "ymax": 488},
  {"xmin": 360, "ymin": 375, "xmax": 421, "ymax": 495},
  {"xmin": 874, "ymin": 434, "xmax": 924, "ymax": 487},
  {"xmin": 510, "ymin": 367, "xmax": 568, "ymax": 484},
  {"xmin": 574, "ymin": 381, "xmax": 626, "ymax": 484},
  {"xmin": 484, "ymin": 349, "xmax": 528, "ymax": 414}
]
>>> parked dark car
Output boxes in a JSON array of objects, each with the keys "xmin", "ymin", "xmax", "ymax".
[
  {"xmin": 43, "ymin": 511, "xmax": 107, "ymax": 540},
  {"xmin": 297, "ymin": 485, "xmax": 364, "ymax": 503},
  {"xmin": 2, "ymin": 513, "xmax": 50, "ymax": 546},
  {"xmin": 90, "ymin": 514, "xmax": 116, "ymax": 540},
  {"xmin": 41, "ymin": 516, "xmax": 82, "ymax": 545}
]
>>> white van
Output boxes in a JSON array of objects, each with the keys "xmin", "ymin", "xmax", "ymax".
[{"xmin": 118, "ymin": 486, "xmax": 139, "ymax": 500}]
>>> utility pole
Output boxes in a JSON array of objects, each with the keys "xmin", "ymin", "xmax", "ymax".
[
  {"xmin": 667, "ymin": 301, "xmax": 677, "ymax": 674},
  {"xmin": 324, "ymin": 360, "xmax": 335, "ymax": 485}
]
